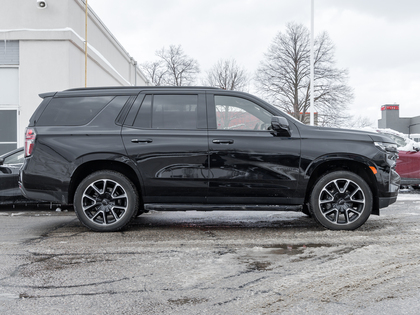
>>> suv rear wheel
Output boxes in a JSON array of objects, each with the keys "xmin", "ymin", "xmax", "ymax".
[
  {"xmin": 309, "ymin": 171, "xmax": 372, "ymax": 230},
  {"xmin": 73, "ymin": 170, "xmax": 139, "ymax": 232}
]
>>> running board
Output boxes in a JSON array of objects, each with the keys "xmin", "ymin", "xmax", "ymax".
[{"xmin": 144, "ymin": 204, "xmax": 303, "ymax": 212}]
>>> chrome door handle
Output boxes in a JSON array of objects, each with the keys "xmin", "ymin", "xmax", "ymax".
[
  {"xmin": 212, "ymin": 139, "xmax": 234, "ymax": 144},
  {"xmin": 131, "ymin": 139, "xmax": 153, "ymax": 143}
]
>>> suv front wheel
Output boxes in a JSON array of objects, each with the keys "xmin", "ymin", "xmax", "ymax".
[
  {"xmin": 74, "ymin": 170, "xmax": 139, "ymax": 232},
  {"xmin": 309, "ymin": 171, "xmax": 373, "ymax": 230}
]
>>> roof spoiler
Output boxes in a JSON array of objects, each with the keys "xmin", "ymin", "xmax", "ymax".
[{"xmin": 39, "ymin": 92, "xmax": 57, "ymax": 98}]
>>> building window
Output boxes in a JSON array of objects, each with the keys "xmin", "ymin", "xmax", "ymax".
[
  {"xmin": 0, "ymin": 67, "xmax": 19, "ymax": 104},
  {"xmin": 0, "ymin": 40, "xmax": 19, "ymax": 154},
  {"xmin": 0, "ymin": 110, "xmax": 18, "ymax": 154},
  {"xmin": 0, "ymin": 40, "xmax": 19, "ymax": 65}
]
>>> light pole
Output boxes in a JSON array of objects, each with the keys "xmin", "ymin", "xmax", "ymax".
[
  {"xmin": 310, "ymin": 0, "xmax": 315, "ymax": 126},
  {"xmin": 85, "ymin": 0, "xmax": 88, "ymax": 87}
]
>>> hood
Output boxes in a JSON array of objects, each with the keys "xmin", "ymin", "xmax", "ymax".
[{"xmin": 299, "ymin": 124, "xmax": 394, "ymax": 143}]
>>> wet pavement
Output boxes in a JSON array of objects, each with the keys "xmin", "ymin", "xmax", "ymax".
[{"xmin": 0, "ymin": 194, "xmax": 420, "ymax": 314}]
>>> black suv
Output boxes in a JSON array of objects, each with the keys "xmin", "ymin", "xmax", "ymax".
[{"xmin": 20, "ymin": 87, "xmax": 400, "ymax": 232}]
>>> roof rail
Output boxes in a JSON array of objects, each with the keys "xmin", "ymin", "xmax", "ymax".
[{"xmin": 64, "ymin": 86, "xmax": 221, "ymax": 92}]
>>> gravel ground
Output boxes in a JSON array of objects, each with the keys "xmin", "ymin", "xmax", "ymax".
[{"xmin": 0, "ymin": 194, "xmax": 419, "ymax": 314}]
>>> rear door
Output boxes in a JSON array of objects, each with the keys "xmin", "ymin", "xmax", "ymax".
[{"xmin": 122, "ymin": 91, "xmax": 209, "ymax": 203}]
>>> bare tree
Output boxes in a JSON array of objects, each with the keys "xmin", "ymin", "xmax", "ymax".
[
  {"xmin": 255, "ymin": 23, "xmax": 353, "ymax": 126},
  {"xmin": 203, "ymin": 59, "xmax": 250, "ymax": 129},
  {"xmin": 140, "ymin": 61, "xmax": 167, "ymax": 86},
  {"xmin": 204, "ymin": 59, "xmax": 249, "ymax": 91},
  {"xmin": 141, "ymin": 45, "xmax": 200, "ymax": 86},
  {"xmin": 345, "ymin": 115, "xmax": 374, "ymax": 129}
]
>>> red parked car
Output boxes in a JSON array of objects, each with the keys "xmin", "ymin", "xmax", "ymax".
[{"xmin": 379, "ymin": 130, "xmax": 420, "ymax": 188}]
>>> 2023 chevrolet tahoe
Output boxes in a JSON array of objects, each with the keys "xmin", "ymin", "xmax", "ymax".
[{"xmin": 19, "ymin": 87, "xmax": 400, "ymax": 231}]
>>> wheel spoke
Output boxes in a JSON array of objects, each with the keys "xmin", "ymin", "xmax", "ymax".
[
  {"xmin": 343, "ymin": 209, "xmax": 350, "ymax": 224},
  {"xmin": 350, "ymin": 188, "xmax": 364, "ymax": 203},
  {"xmin": 110, "ymin": 208, "xmax": 120, "ymax": 222},
  {"xmin": 320, "ymin": 188, "xmax": 334, "ymax": 203},
  {"xmin": 102, "ymin": 211, "xmax": 107, "ymax": 225},
  {"xmin": 83, "ymin": 194, "xmax": 96, "ymax": 203},
  {"xmin": 323, "ymin": 208, "xmax": 337, "ymax": 217},
  {"xmin": 335, "ymin": 212, "xmax": 340, "ymax": 223},
  {"xmin": 333, "ymin": 180, "xmax": 342, "ymax": 193},
  {"xmin": 82, "ymin": 203, "xmax": 97, "ymax": 212},
  {"xmin": 319, "ymin": 199, "xmax": 332, "ymax": 204},
  {"xmin": 347, "ymin": 208, "xmax": 360, "ymax": 218},
  {"xmin": 339, "ymin": 180, "xmax": 350, "ymax": 193},
  {"xmin": 91, "ymin": 210, "xmax": 102, "ymax": 222},
  {"xmin": 112, "ymin": 194, "xmax": 127, "ymax": 200},
  {"xmin": 91, "ymin": 181, "xmax": 104, "ymax": 195},
  {"xmin": 111, "ymin": 183, "xmax": 121, "ymax": 197},
  {"xmin": 350, "ymin": 187, "xmax": 359, "ymax": 198},
  {"xmin": 102, "ymin": 180, "xmax": 109, "ymax": 193}
]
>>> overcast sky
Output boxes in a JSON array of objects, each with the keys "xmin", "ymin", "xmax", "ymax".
[{"xmin": 88, "ymin": 0, "xmax": 420, "ymax": 125}]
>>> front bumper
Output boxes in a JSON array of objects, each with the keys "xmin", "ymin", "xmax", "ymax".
[
  {"xmin": 378, "ymin": 169, "xmax": 400, "ymax": 209},
  {"xmin": 379, "ymin": 196, "xmax": 398, "ymax": 208}
]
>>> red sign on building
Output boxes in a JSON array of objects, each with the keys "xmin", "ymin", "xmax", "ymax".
[{"xmin": 381, "ymin": 105, "xmax": 399, "ymax": 111}]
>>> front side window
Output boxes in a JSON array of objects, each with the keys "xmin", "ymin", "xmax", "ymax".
[
  {"xmin": 215, "ymin": 96, "xmax": 272, "ymax": 130},
  {"xmin": 133, "ymin": 94, "xmax": 198, "ymax": 130}
]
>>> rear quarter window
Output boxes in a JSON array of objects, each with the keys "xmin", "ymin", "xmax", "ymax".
[{"xmin": 36, "ymin": 96, "xmax": 114, "ymax": 126}]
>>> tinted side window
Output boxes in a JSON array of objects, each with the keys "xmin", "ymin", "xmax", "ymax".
[
  {"xmin": 215, "ymin": 96, "xmax": 272, "ymax": 130},
  {"xmin": 36, "ymin": 96, "xmax": 114, "ymax": 126},
  {"xmin": 132, "ymin": 94, "xmax": 198, "ymax": 130},
  {"xmin": 132, "ymin": 95, "xmax": 152, "ymax": 128}
]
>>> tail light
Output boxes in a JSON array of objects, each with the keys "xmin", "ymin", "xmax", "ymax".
[{"xmin": 25, "ymin": 128, "xmax": 36, "ymax": 157}]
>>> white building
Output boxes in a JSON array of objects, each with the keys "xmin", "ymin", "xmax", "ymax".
[{"xmin": 0, "ymin": 0, "xmax": 148, "ymax": 154}]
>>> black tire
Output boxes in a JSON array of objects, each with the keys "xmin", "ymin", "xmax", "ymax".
[
  {"xmin": 73, "ymin": 171, "xmax": 139, "ymax": 232},
  {"xmin": 309, "ymin": 171, "xmax": 372, "ymax": 230}
]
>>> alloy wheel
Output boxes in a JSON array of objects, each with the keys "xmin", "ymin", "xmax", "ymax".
[
  {"xmin": 318, "ymin": 178, "xmax": 366, "ymax": 225},
  {"xmin": 81, "ymin": 179, "xmax": 129, "ymax": 225}
]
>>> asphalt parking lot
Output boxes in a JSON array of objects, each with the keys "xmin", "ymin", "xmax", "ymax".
[{"xmin": 1, "ymin": 194, "xmax": 420, "ymax": 315}]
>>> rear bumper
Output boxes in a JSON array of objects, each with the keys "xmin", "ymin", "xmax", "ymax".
[{"xmin": 19, "ymin": 181, "xmax": 68, "ymax": 205}]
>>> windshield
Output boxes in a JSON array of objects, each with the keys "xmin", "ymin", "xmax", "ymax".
[{"xmin": 382, "ymin": 133, "xmax": 407, "ymax": 147}]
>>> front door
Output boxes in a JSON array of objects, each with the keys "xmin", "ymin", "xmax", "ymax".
[{"xmin": 206, "ymin": 93, "xmax": 302, "ymax": 205}]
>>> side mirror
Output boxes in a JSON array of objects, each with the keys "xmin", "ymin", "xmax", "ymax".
[
  {"xmin": 0, "ymin": 157, "xmax": 4, "ymax": 166},
  {"xmin": 271, "ymin": 116, "xmax": 291, "ymax": 136}
]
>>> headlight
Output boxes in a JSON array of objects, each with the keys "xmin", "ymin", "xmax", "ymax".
[{"xmin": 374, "ymin": 142, "xmax": 398, "ymax": 168}]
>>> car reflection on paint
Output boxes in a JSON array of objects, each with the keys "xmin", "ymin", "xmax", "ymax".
[
  {"xmin": 0, "ymin": 147, "xmax": 27, "ymax": 205},
  {"xmin": 378, "ymin": 130, "xmax": 420, "ymax": 188},
  {"xmin": 0, "ymin": 147, "xmax": 55, "ymax": 206}
]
